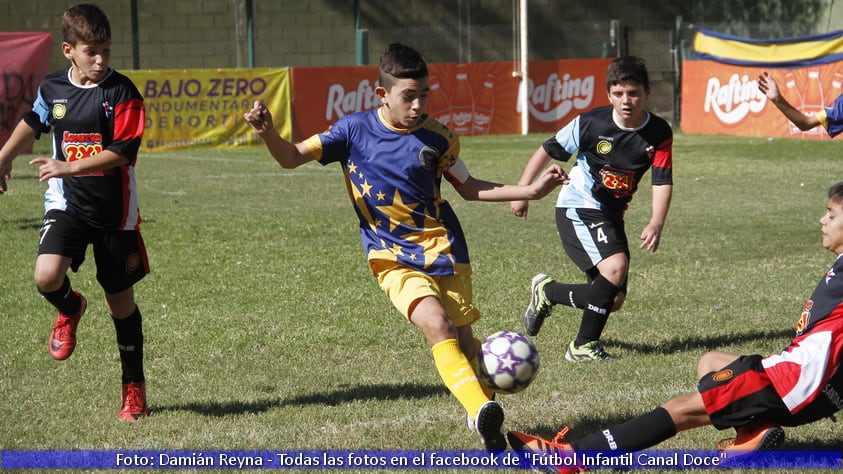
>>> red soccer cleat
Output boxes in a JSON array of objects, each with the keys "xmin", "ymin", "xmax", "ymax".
[
  {"xmin": 718, "ymin": 422, "xmax": 785, "ymax": 452},
  {"xmin": 120, "ymin": 382, "xmax": 150, "ymax": 422},
  {"xmin": 48, "ymin": 291, "xmax": 87, "ymax": 360},
  {"xmin": 508, "ymin": 427, "xmax": 586, "ymax": 474}
]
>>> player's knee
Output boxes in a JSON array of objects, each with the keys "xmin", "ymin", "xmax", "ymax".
[
  {"xmin": 415, "ymin": 312, "xmax": 457, "ymax": 342},
  {"xmin": 696, "ymin": 351, "xmax": 727, "ymax": 378},
  {"xmin": 33, "ymin": 267, "xmax": 65, "ymax": 292}
]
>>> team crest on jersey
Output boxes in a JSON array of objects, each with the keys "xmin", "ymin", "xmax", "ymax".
[
  {"xmin": 796, "ymin": 300, "xmax": 813, "ymax": 334},
  {"xmin": 596, "ymin": 140, "xmax": 612, "ymax": 155},
  {"xmin": 418, "ymin": 146, "xmax": 439, "ymax": 171},
  {"xmin": 102, "ymin": 101, "xmax": 113, "ymax": 118},
  {"xmin": 826, "ymin": 267, "xmax": 836, "ymax": 284},
  {"xmin": 52, "ymin": 103, "xmax": 67, "ymax": 119},
  {"xmin": 646, "ymin": 145, "xmax": 655, "ymax": 159},
  {"xmin": 712, "ymin": 369, "xmax": 733, "ymax": 382},
  {"xmin": 125, "ymin": 253, "xmax": 141, "ymax": 273}
]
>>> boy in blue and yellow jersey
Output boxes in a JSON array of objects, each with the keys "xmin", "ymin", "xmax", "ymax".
[
  {"xmin": 0, "ymin": 4, "xmax": 149, "ymax": 421},
  {"xmin": 244, "ymin": 42, "xmax": 566, "ymax": 451},
  {"xmin": 511, "ymin": 56, "xmax": 674, "ymax": 362}
]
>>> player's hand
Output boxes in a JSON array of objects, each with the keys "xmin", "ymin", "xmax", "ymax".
[
  {"xmin": 511, "ymin": 200, "xmax": 529, "ymax": 218},
  {"xmin": 757, "ymin": 72, "xmax": 781, "ymax": 101},
  {"xmin": 639, "ymin": 222, "xmax": 663, "ymax": 252},
  {"xmin": 29, "ymin": 156, "xmax": 73, "ymax": 181},
  {"xmin": 530, "ymin": 165, "xmax": 568, "ymax": 200},
  {"xmin": 243, "ymin": 100, "xmax": 274, "ymax": 135}
]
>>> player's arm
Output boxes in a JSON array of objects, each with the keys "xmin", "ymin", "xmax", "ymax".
[
  {"xmin": 30, "ymin": 149, "xmax": 130, "ymax": 182},
  {"xmin": 510, "ymin": 144, "xmax": 555, "ymax": 218},
  {"xmin": 0, "ymin": 120, "xmax": 38, "ymax": 194},
  {"xmin": 451, "ymin": 161, "xmax": 568, "ymax": 202},
  {"xmin": 758, "ymin": 72, "xmax": 821, "ymax": 131},
  {"xmin": 244, "ymin": 100, "xmax": 314, "ymax": 168},
  {"xmin": 640, "ymin": 184, "xmax": 672, "ymax": 252}
]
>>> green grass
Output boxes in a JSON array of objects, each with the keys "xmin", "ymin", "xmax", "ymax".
[{"xmin": 1, "ymin": 133, "xmax": 840, "ymax": 473}]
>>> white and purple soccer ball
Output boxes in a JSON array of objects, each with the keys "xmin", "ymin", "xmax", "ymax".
[{"xmin": 477, "ymin": 330, "xmax": 540, "ymax": 394}]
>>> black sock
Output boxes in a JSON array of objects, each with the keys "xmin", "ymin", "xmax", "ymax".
[
  {"xmin": 113, "ymin": 307, "xmax": 144, "ymax": 384},
  {"xmin": 544, "ymin": 282, "xmax": 590, "ymax": 309},
  {"xmin": 574, "ymin": 275, "xmax": 620, "ymax": 346},
  {"xmin": 38, "ymin": 277, "xmax": 82, "ymax": 316},
  {"xmin": 571, "ymin": 406, "xmax": 677, "ymax": 451}
]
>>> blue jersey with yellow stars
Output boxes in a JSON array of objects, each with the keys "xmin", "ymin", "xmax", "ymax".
[
  {"xmin": 818, "ymin": 93, "xmax": 843, "ymax": 138},
  {"xmin": 303, "ymin": 107, "xmax": 472, "ymax": 277}
]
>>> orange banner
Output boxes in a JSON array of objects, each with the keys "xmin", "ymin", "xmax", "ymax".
[
  {"xmin": 0, "ymin": 32, "xmax": 53, "ymax": 152},
  {"xmin": 681, "ymin": 60, "xmax": 843, "ymax": 139},
  {"xmin": 290, "ymin": 59, "xmax": 612, "ymax": 140}
]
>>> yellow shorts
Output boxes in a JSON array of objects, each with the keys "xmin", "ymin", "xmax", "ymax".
[{"xmin": 371, "ymin": 260, "xmax": 480, "ymax": 327}]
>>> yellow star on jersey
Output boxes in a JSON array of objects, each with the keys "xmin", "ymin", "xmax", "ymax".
[
  {"xmin": 360, "ymin": 179, "xmax": 373, "ymax": 197},
  {"xmin": 376, "ymin": 188, "xmax": 421, "ymax": 232}
]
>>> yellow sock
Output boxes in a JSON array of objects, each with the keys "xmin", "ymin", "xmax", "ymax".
[
  {"xmin": 469, "ymin": 337, "xmax": 495, "ymax": 399},
  {"xmin": 432, "ymin": 338, "xmax": 490, "ymax": 416}
]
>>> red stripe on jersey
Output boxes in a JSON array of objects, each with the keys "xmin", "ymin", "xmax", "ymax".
[
  {"xmin": 652, "ymin": 137, "xmax": 673, "ymax": 169},
  {"xmin": 701, "ymin": 366, "xmax": 771, "ymax": 415},
  {"xmin": 119, "ymin": 166, "xmax": 131, "ymax": 229},
  {"xmin": 113, "ymin": 98, "xmax": 145, "ymax": 141}
]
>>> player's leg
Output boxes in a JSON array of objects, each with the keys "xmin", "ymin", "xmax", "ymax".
[
  {"xmin": 412, "ymin": 297, "xmax": 506, "ymax": 451},
  {"xmin": 554, "ymin": 209, "xmax": 627, "ymax": 361},
  {"xmin": 96, "ymin": 229, "xmax": 150, "ymax": 421},
  {"xmin": 35, "ymin": 210, "xmax": 90, "ymax": 360},
  {"xmin": 374, "ymin": 261, "xmax": 505, "ymax": 450},
  {"xmin": 699, "ymin": 355, "xmax": 786, "ymax": 451},
  {"xmin": 566, "ymin": 252, "xmax": 626, "ymax": 356}
]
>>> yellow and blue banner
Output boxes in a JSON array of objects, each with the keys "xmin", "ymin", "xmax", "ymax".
[
  {"xmin": 124, "ymin": 68, "xmax": 291, "ymax": 153},
  {"xmin": 693, "ymin": 28, "xmax": 843, "ymax": 67}
]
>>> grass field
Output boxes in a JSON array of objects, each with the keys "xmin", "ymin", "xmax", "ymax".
[{"xmin": 1, "ymin": 132, "xmax": 840, "ymax": 473}]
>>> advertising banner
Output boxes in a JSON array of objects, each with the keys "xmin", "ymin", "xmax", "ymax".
[
  {"xmin": 681, "ymin": 60, "xmax": 842, "ymax": 139},
  {"xmin": 290, "ymin": 59, "xmax": 612, "ymax": 140},
  {"xmin": 0, "ymin": 32, "xmax": 53, "ymax": 153},
  {"xmin": 124, "ymin": 68, "xmax": 291, "ymax": 152}
]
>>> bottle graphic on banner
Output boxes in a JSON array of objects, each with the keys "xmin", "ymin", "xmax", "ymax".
[
  {"xmin": 449, "ymin": 64, "xmax": 474, "ymax": 135},
  {"xmin": 783, "ymin": 72, "xmax": 804, "ymax": 137},
  {"xmin": 802, "ymin": 69, "xmax": 825, "ymax": 137},
  {"xmin": 427, "ymin": 75, "xmax": 451, "ymax": 128},
  {"xmin": 829, "ymin": 72, "xmax": 842, "ymax": 104},
  {"xmin": 473, "ymin": 74, "xmax": 496, "ymax": 135}
]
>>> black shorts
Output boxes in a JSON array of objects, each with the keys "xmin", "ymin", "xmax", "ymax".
[
  {"xmin": 698, "ymin": 355, "xmax": 839, "ymax": 429},
  {"xmin": 556, "ymin": 207, "xmax": 629, "ymax": 279},
  {"xmin": 38, "ymin": 209, "xmax": 149, "ymax": 293}
]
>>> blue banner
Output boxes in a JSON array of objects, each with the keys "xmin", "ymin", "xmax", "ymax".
[{"xmin": 1, "ymin": 450, "xmax": 841, "ymax": 469}]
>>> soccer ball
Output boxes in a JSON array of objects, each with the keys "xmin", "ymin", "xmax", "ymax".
[{"xmin": 477, "ymin": 330, "xmax": 540, "ymax": 394}]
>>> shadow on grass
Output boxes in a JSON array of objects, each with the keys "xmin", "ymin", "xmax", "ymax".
[
  {"xmin": 2, "ymin": 217, "xmax": 42, "ymax": 230},
  {"xmin": 603, "ymin": 328, "xmax": 795, "ymax": 355},
  {"xmin": 154, "ymin": 382, "xmax": 447, "ymax": 417}
]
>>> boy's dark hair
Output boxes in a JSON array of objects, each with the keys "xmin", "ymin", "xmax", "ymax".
[
  {"xmin": 63, "ymin": 3, "xmax": 111, "ymax": 45},
  {"xmin": 606, "ymin": 55, "xmax": 649, "ymax": 92},
  {"xmin": 378, "ymin": 42, "xmax": 428, "ymax": 90},
  {"xmin": 829, "ymin": 181, "xmax": 843, "ymax": 203}
]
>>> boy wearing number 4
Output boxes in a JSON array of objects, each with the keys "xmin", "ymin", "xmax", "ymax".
[
  {"xmin": 508, "ymin": 181, "xmax": 843, "ymax": 473},
  {"xmin": 244, "ymin": 42, "xmax": 567, "ymax": 451},
  {"xmin": 511, "ymin": 56, "xmax": 674, "ymax": 361},
  {"xmin": 0, "ymin": 4, "xmax": 149, "ymax": 421}
]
